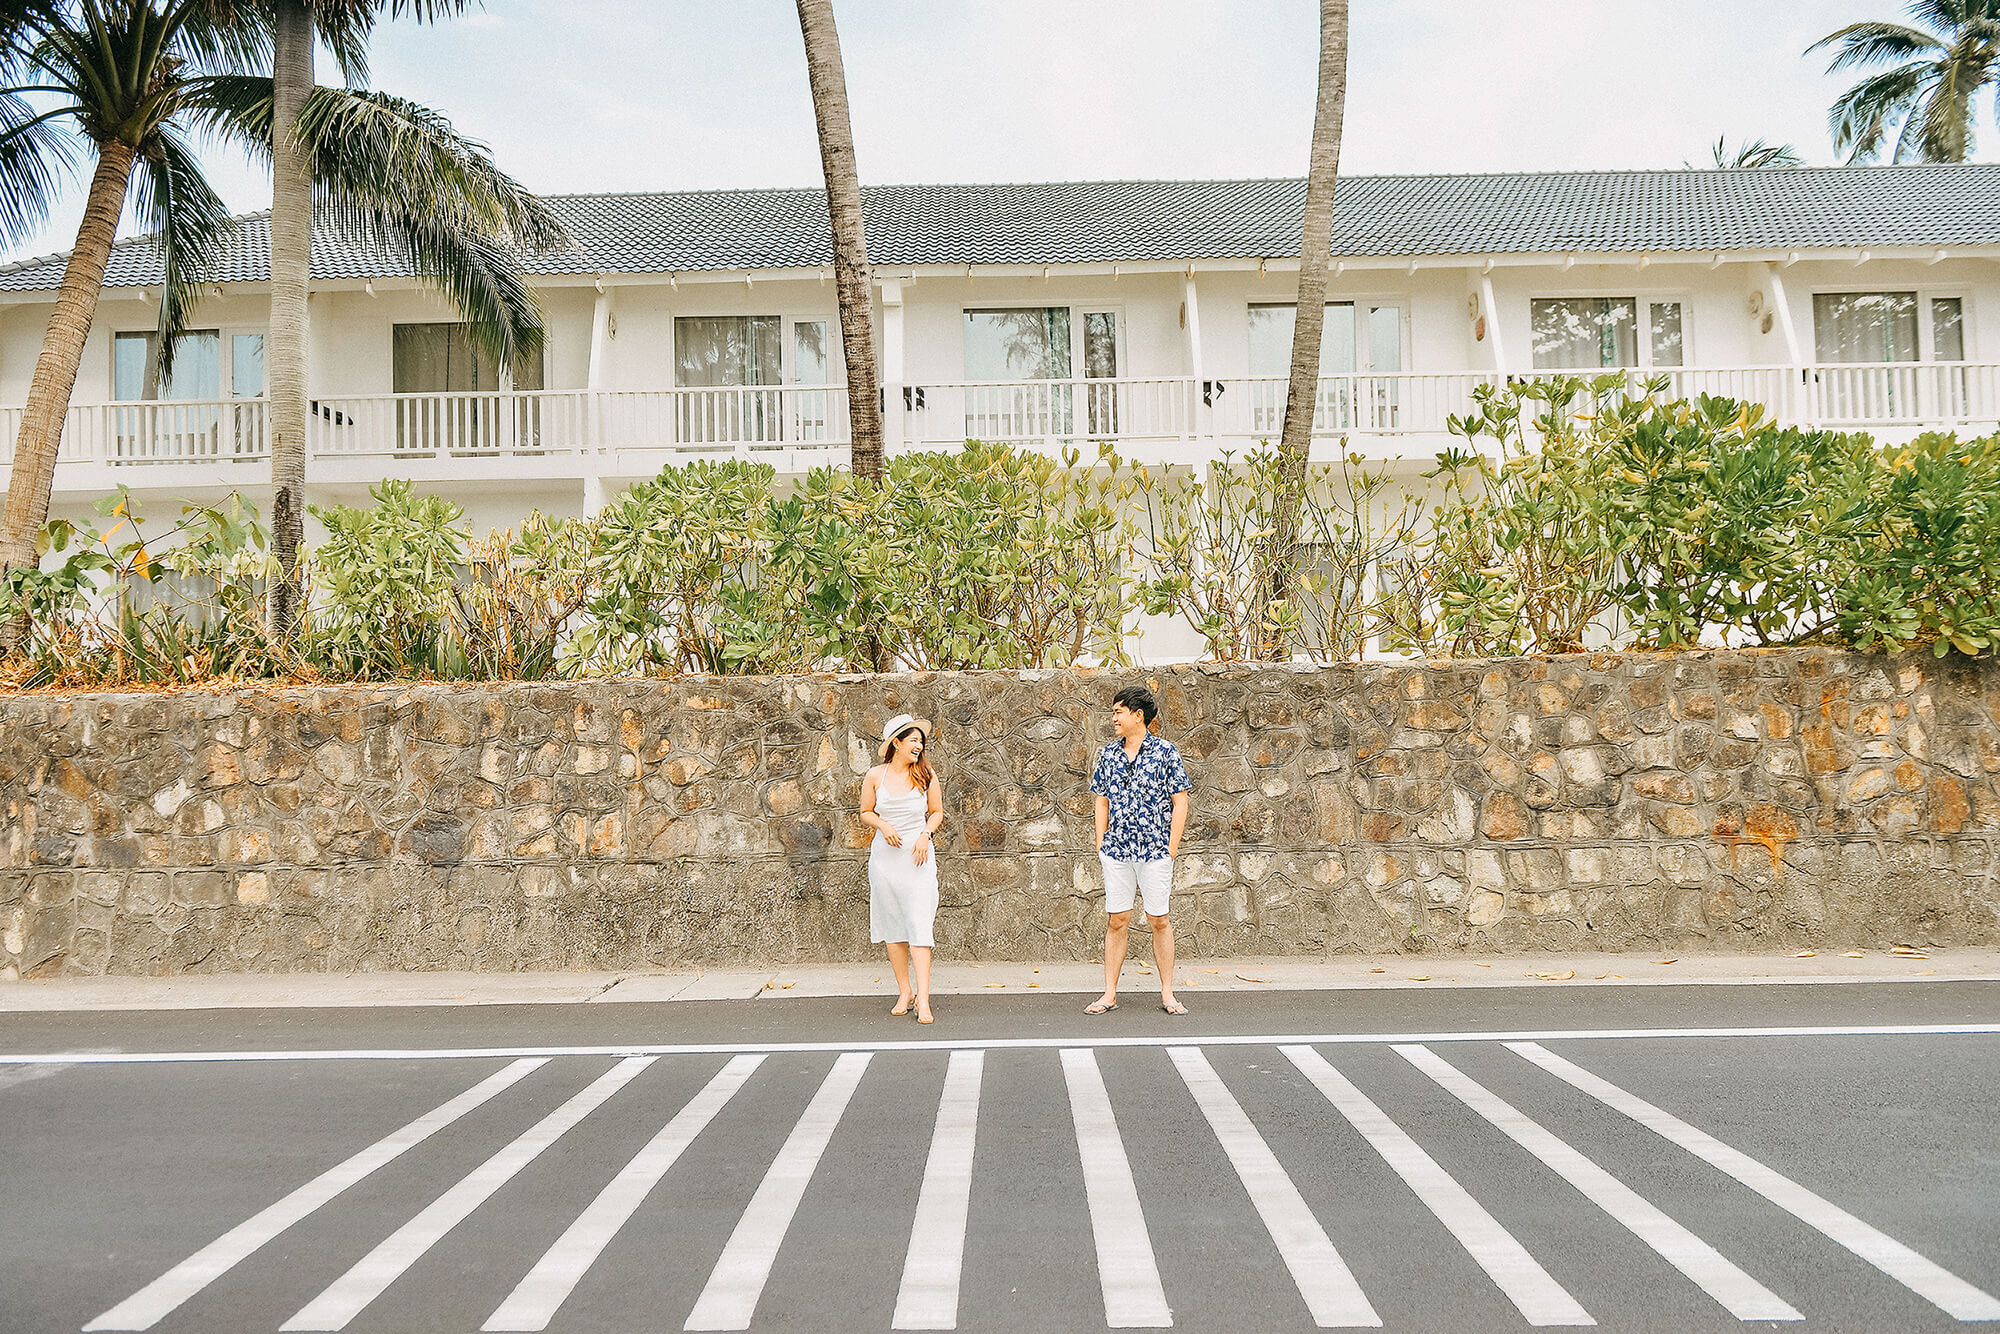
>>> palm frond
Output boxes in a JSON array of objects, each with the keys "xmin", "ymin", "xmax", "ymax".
[
  {"xmin": 1809, "ymin": 20, "xmax": 1946, "ymax": 71},
  {"xmin": 1900, "ymin": 58, "xmax": 1977, "ymax": 158},
  {"xmin": 129, "ymin": 122, "xmax": 233, "ymax": 380},
  {"xmin": 0, "ymin": 88, "xmax": 78, "ymax": 246},
  {"xmin": 1827, "ymin": 62, "xmax": 1931, "ymax": 161},
  {"xmin": 170, "ymin": 0, "xmax": 272, "ymax": 79},
  {"xmin": 295, "ymin": 86, "xmax": 568, "ymax": 254},
  {"xmin": 334, "ymin": 206, "xmax": 544, "ymax": 369}
]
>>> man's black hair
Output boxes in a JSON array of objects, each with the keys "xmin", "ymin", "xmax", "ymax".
[{"xmin": 1112, "ymin": 685, "xmax": 1158, "ymax": 726}]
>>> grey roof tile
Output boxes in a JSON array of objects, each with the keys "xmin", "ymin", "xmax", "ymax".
[{"xmin": 1, "ymin": 165, "xmax": 1996, "ymax": 292}]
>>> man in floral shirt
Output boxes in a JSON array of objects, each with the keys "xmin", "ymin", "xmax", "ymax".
[{"xmin": 1087, "ymin": 685, "xmax": 1193, "ymax": 1015}]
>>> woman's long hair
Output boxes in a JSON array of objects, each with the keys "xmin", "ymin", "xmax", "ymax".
[{"xmin": 882, "ymin": 726, "xmax": 935, "ymax": 793}]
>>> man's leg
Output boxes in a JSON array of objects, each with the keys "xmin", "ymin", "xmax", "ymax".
[
  {"xmin": 1141, "ymin": 859, "xmax": 1183, "ymax": 1011},
  {"xmin": 1148, "ymin": 913, "xmax": 1177, "ymax": 1007},
  {"xmin": 1097, "ymin": 910, "xmax": 1133, "ymax": 1009}
]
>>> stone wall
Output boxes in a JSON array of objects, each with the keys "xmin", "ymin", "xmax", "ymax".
[{"xmin": 2, "ymin": 651, "xmax": 1998, "ymax": 977}]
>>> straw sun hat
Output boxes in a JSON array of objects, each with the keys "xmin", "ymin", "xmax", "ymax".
[{"xmin": 881, "ymin": 713, "xmax": 924, "ymax": 745}]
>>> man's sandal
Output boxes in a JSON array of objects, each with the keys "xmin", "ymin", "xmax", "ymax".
[
  {"xmin": 1161, "ymin": 1000, "xmax": 1190, "ymax": 1016},
  {"xmin": 1084, "ymin": 1000, "xmax": 1118, "ymax": 1014}
]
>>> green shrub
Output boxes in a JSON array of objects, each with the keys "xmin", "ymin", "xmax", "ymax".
[
  {"xmin": 308, "ymin": 480, "xmax": 468, "ymax": 679},
  {"xmin": 1837, "ymin": 432, "xmax": 2000, "ymax": 656}
]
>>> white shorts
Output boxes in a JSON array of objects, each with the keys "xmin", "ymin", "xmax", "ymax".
[{"xmin": 1101, "ymin": 855, "xmax": 1173, "ymax": 917}]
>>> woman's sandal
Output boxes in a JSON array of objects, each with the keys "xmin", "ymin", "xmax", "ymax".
[
  {"xmin": 891, "ymin": 996, "xmax": 914, "ymax": 1017},
  {"xmin": 1084, "ymin": 999, "xmax": 1118, "ymax": 1015},
  {"xmin": 916, "ymin": 1008, "xmax": 934, "ymax": 1025},
  {"xmin": 1161, "ymin": 1000, "xmax": 1190, "ymax": 1016}
]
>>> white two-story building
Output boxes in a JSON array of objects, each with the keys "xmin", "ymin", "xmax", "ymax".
[{"xmin": 1, "ymin": 164, "xmax": 1996, "ymax": 535}]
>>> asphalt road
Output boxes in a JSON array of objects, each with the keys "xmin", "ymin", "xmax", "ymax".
[{"xmin": 3, "ymin": 982, "xmax": 1998, "ymax": 1334}]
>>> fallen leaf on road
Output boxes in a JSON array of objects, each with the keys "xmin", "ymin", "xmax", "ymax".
[
  {"xmin": 1236, "ymin": 973, "xmax": 1271, "ymax": 983},
  {"xmin": 1844, "ymin": 951, "xmax": 1866, "ymax": 958},
  {"xmin": 1475, "ymin": 962, "xmax": 1492, "ymax": 968},
  {"xmin": 1408, "ymin": 975, "xmax": 1431, "ymax": 982},
  {"xmin": 1914, "ymin": 968, "xmax": 1937, "ymax": 975},
  {"xmin": 984, "ymin": 982, "xmax": 1006, "ymax": 988},
  {"xmin": 1595, "ymin": 973, "xmax": 1623, "ymax": 980},
  {"xmin": 1654, "ymin": 959, "xmax": 1678, "ymax": 965},
  {"xmin": 1525, "ymin": 970, "xmax": 1576, "ymax": 981},
  {"xmin": 1792, "ymin": 950, "xmax": 1816, "ymax": 958},
  {"xmin": 1028, "ymin": 982, "xmax": 1041, "ymax": 988},
  {"xmin": 762, "ymin": 980, "xmax": 775, "ymax": 990},
  {"xmin": 1368, "ymin": 967, "xmax": 1386, "ymax": 974},
  {"xmin": 1891, "ymin": 945, "xmax": 1929, "ymax": 957},
  {"xmin": 1201, "ymin": 968, "xmax": 1221, "ymax": 974},
  {"xmin": 781, "ymin": 982, "xmax": 795, "ymax": 989}
]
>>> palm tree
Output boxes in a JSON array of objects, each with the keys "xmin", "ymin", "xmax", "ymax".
[
  {"xmin": 0, "ymin": 0, "xmax": 248, "ymax": 625},
  {"xmin": 1690, "ymin": 136, "xmax": 1807, "ymax": 168},
  {"xmin": 1810, "ymin": 1, "xmax": 2000, "ymax": 162},
  {"xmin": 262, "ymin": 0, "xmax": 532, "ymax": 639},
  {"xmin": 794, "ymin": 0, "xmax": 883, "ymax": 482},
  {"xmin": 0, "ymin": 0, "xmax": 566, "ymax": 644},
  {"xmin": 1268, "ymin": 0, "xmax": 1349, "ymax": 648}
]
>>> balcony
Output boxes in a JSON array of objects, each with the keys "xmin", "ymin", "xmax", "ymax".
[{"xmin": 6, "ymin": 363, "xmax": 1997, "ymax": 496}]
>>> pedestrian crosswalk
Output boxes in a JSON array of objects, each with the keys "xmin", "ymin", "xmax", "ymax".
[{"xmin": 80, "ymin": 1039, "xmax": 2000, "ymax": 1333}]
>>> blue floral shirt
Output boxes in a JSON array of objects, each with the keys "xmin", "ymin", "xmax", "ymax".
[{"xmin": 1090, "ymin": 733, "xmax": 1192, "ymax": 862}]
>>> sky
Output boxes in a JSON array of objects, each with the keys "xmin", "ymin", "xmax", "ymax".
[{"xmin": 3, "ymin": 0, "xmax": 1986, "ymax": 266}]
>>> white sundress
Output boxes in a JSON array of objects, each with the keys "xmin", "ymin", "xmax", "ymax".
[{"xmin": 869, "ymin": 779, "xmax": 939, "ymax": 947}]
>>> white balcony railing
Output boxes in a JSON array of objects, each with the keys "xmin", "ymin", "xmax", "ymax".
[{"xmin": 5, "ymin": 364, "xmax": 1996, "ymax": 482}]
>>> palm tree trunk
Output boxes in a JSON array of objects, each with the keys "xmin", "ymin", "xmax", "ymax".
[
  {"xmin": 267, "ymin": 0, "xmax": 314, "ymax": 643},
  {"xmin": 1268, "ymin": 0, "xmax": 1350, "ymax": 650},
  {"xmin": 795, "ymin": 0, "xmax": 884, "ymax": 482},
  {"xmin": 0, "ymin": 139, "xmax": 140, "ymax": 650}
]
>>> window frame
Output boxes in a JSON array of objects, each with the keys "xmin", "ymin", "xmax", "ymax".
[
  {"xmin": 1807, "ymin": 286, "xmax": 1973, "ymax": 364},
  {"xmin": 1245, "ymin": 298, "xmax": 1411, "ymax": 376},
  {"xmin": 112, "ymin": 324, "xmax": 269, "ymax": 401},
  {"xmin": 958, "ymin": 302, "xmax": 1128, "ymax": 382},
  {"xmin": 392, "ymin": 319, "xmax": 548, "ymax": 394},
  {"xmin": 670, "ymin": 310, "xmax": 841, "ymax": 388},
  {"xmin": 1525, "ymin": 292, "xmax": 1692, "ymax": 372}
]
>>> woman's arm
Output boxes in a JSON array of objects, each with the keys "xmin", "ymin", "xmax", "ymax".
[
  {"xmin": 859, "ymin": 768, "xmax": 902, "ymax": 846},
  {"xmin": 911, "ymin": 777, "xmax": 945, "ymax": 866}
]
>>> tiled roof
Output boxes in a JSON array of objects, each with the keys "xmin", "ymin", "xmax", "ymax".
[{"xmin": 3, "ymin": 165, "xmax": 1997, "ymax": 291}]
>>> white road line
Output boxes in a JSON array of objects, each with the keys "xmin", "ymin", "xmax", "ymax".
[
  {"xmin": 1062, "ymin": 1048, "xmax": 1173, "ymax": 1329},
  {"xmin": 482, "ymin": 1055, "xmax": 765, "ymax": 1333},
  {"xmin": 281, "ymin": 1056, "xmax": 654, "ymax": 1332},
  {"xmin": 892, "ymin": 1050, "xmax": 985, "ymax": 1331},
  {"xmin": 1509, "ymin": 1042, "xmax": 2000, "ymax": 1322},
  {"xmin": 1170, "ymin": 1048, "xmax": 1379, "ymax": 1328},
  {"xmin": 1395, "ymin": 1044, "xmax": 1802, "ymax": 1323},
  {"xmin": 9, "ymin": 1022, "xmax": 1999, "ymax": 1066},
  {"xmin": 83, "ymin": 1059, "xmax": 545, "ymax": 1333},
  {"xmin": 1281, "ymin": 1045, "xmax": 1594, "ymax": 1327},
  {"xmin": 684, "ymin": 1052, "xmax": 872, "ymax": 1331}
]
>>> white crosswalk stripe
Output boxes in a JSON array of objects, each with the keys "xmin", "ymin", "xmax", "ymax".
[
  {"xmin": 1063, "ymin": 1047, "xmax": 1174, "ymax": 1328},
  {"xmin": 83, "ymin": 1057, "xmax": 547, "ymax": 1333},
  {"xmin": 1171, "ymin": 1047, "xmax": 1380, "ymax": 1328},
  {"xmin": 1509, "ymin": 1042, "xmax": 2000, "ymax": 1323},
  {"xmin": 75, "ymin": 1041, "xmax": 1999, "ymax": 1332},
  {"xmin": 1394, "ymin": 1043, "xmax": 1804, "ymax": 1322},
  {"xmin": 893, "ymin": 1050, "xmax": 984, "ymax": 1331},
  {"xmin": 684, "ymin": 1051, "xmax": 873, "ymax": 1331},
  {"xmin": 484, "ymin": 1055, "xmax": 766, "ymax": 1332},
  {"xmin": 1280, "ymin": 1045, "xmax": 1594, "ymax": 1327},
  {"xmin": 283, "ymin": 1056, "xmax": 656, "ymax": 1332}
]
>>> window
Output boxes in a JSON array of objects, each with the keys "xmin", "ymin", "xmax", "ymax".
[
  {"xmin": 1247, "ymin": 302, "xmax": 1405, "ymax": 431},
  {"xmin": 959, "ymin": 307, "xmax": 1122, "ymax": 440},
  {"xmin": 1530, "ymin": 297, "xmax": 1685, "ymax": 370},
  {"xmin": 231, "ymin": 334, "xmax": 265, "ymax": 398},
  {"xmin": 1811, "ymin": 291, "xmax": 1969, "ymax": 364},
  {"xmin": 114, "ymin": 330, "xmax": 220, "ymax": 401},
  {"xmin": 391, "ymin": 323, "xmax": 544, "ymax": 454},
  {"xmin": 675, "ymin": 315, "xmax": 781, "ymax": 388}
]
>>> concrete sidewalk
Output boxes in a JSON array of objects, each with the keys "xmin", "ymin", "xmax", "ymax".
[{"xmin": 0, "ymin": 948, "xmax": 1993, "ymax": 1011}]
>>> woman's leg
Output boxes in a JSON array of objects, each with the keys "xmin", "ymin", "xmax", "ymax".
[
  {"xmin": 912, "ymin": 945, "xmax": 933, "ymax": 1023},
  {"xmin": 886, "ymin": 941, "xmax": 913, "ymax": 1014}
]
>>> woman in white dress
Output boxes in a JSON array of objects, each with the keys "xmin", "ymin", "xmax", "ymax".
[{"xmin": 859, "ymin": 714, "xmax": 944, "ymax": 1023}]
